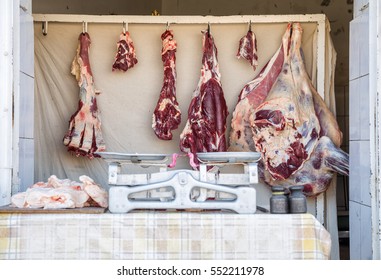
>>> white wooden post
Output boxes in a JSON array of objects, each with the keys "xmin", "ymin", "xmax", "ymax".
[
  {"xmin": 0, "ymin": 0, "xmax": 14, "ymax": 206},
  {"xmin": 315, "ymin": 17, "xmax": 327, "ymax": 226},
  {"xmin": 369, "ymin": 0, "xmax": 381, "ymax": 260}
]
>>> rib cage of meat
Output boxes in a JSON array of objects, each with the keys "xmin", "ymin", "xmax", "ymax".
[
  {"xmin": 252, "ymin": 23, "xmax": 321, "ymax": 180},
  {"xmin": 152, "ymin": 30, "xmax": 181, "ymax": 140},
  {"xmin": 180, "ymin": 30, "xmax": 228, "ymax": 166},
  {"xmin": 229, "ymin": 24, "xmax": 290, "ymax": 152},
  {"xmin": 63, "ymin": 32, "xmax": 106, "ymax": 158},
  {"xmin": 236, "ymin": 30, "xmax": 258, "ymax": 70},
  {"xmin": 112, "ymin": 31, "xmax": 138, "ymax": 72}
]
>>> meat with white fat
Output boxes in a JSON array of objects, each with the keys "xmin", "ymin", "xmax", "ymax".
[
  {"xmin": 25, "ymin": 187, "xmax": 89, "ymax": 209},
  {"xmin": 252, "ymin": 22, "xmax": 348, "ymax": 196},
  {"xmin": 63, "ymin": 32, "xmax": 106, "ymax": 158},
  {"xmin": 251, "ymin": 23, "xmax": 321, "ymax": 180},
  {"xmin": 112, "ymin": 31, "xmax": 138, "ymax": 72},
  {"xmin": 11, "ymin": 175, "xmax": 108, "ymax": 209},
  {"xmin": 80, "ymin": 175, "xmax": 108, "ymax": 208},
  {"xmin": 229, "ymin": 24, "xmax": 290, "ymax": 152},
  {"xmin": 180, "ymin": 30, "xmax": 228, "ymax": 167},
  {"xmin": 152, "ymin": 30, "xmax": 181, "ymax": 140}
]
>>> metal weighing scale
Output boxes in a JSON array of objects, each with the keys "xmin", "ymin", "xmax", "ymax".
[{"xmin": 97, "ymin": 152, "xmax": 260, "ymax": 214}]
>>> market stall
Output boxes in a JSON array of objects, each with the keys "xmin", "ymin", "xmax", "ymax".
[{"xmin": 1, "ymin": 14, "xmax": 342, "ymax": 259}]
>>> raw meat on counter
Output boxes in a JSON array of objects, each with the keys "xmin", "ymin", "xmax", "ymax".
[
  {"xmin": 63, "ymin": 32, "xmax": 106, "ymax": 158},
  {"xmin": 152, "ymin": 29, "xmax": 181, "ymax": 140},
  {"xmin": 236, "ymin": 29, "xmax": 258, "ymax": 70},
  {"xmin": 251, "ymin": 23, "xmax": 348, "ymax": 196},
  {"xmin": 229, "ymin": 24, "xmax": 290, "ymax": 152},
  {"xmin": 180, "ymin": 29, "xmax": 228, "ymax": 167},
  {"xmin": 11, "ymin": 175, "xmax": 108, "ymax": 209},
  {"xmin": 80, "ymin": 175, "xmax": 108, "ymax": 208},
  {"xmin": 112, "ymin": 31, "xmax": 138, "ymax": 72}
]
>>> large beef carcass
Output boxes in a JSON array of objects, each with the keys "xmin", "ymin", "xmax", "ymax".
[
  {"xmin": 112, "ymin": 31, "xmax": 138, "ymax": 72},
  {"xmin": 229, "ymin": 24, "xmax": 291, "ymax": 152},
  {"xmin": 152, "ymin": 29, "xmax": 181, "ymax": 140},
  {"xmin": 252, "ymin": 22, "xmax": 348, "ymax": 196},
  {"xmin": 236, "ymin": 29, "xmax": 258, "ymax": 70},
  {"xmin": 180, "ymin": 30, "xmax": 228, "ymax": 167},
  {"xmin": 251, "ymin": 23, "xmax": 321, "ymax": 180},
  {"xmin": 63, "ymin": 32, "xmax": 106, "ymax": 158}
]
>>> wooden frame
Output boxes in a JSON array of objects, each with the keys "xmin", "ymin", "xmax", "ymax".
[{"xmin": 31, "ymin": 13, "xmax": 328, "ymax": 223}]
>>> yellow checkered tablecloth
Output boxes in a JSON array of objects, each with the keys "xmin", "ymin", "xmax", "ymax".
[{"xmin": 0, "ymin": 212, "xmax": 330, "ymax": 259}]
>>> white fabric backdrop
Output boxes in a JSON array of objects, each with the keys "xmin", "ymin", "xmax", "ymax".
[
  {"xmin": 34, "ymin": 22, "xmax": 318, "ymax": 184},
  {"xmin": 33, "ymin": 21, "xmax": 339, "ymax": 258}
]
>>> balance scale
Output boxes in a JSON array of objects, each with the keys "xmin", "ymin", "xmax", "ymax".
[{"xmin": 97, "ymin": 152, "xmax": 260, "ymax": 214}]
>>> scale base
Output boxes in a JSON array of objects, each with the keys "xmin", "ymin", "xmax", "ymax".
[{"xmin": 109, "ymin": 171, "xmax": 256, "ymax": 214}]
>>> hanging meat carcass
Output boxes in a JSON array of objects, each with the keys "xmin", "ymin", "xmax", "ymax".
[
  {"xmin": 252, "ymin": 22, "xmax": 348, "ymax": 196},
  {"xmin": 229, "ymin": 24, "xmax": 291, "ymax": 152},
  {"xmin": 152, "ymin": 29, "xmax": 181, "ymax": 140},
  {"xmin": 252, "ymin": 23, "xmax": 321, "ymax": 180},
  {"xmin": 180, "ymin": 29, "xmax": 228, "ymax": 167},
  {"xmin": 112, "ymin": 31, "xmax": 138, "ymax": 72},
  {"xmin": 236, "ymin": 28, "xmax": 258, "ymax": 70},
  {"xmin": 63, "ymin": 32, "xmax": 106, "ymax": 158}
]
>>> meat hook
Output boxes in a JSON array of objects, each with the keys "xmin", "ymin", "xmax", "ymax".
[
  {"xmin": 42, "ymin": 21, "xmax": 48, "ymax": 36},
  {"xmin": 207, "ymin": 22, "xmax": 211, "ymax": 37},
  {"xmin": 248, "ymin": 20, "xmax": 252, "ymax": 32},
  {"xmin": 166, "ymin": 21, "xmax": 170, "ymax": 30},
  {"xmin": 82, "ymin": 21, "xmax": 88, "ymax": 34},
  {"xmin": 122, "ymin": 21, "xmax": 128, "ymax": 35}
]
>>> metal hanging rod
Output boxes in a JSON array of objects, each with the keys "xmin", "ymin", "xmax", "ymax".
[{"xmin": 33, "ymin": 14, "xmax": 326, "ymax": 25}]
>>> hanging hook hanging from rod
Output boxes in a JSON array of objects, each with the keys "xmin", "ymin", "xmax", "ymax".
[
  {"xmin": 42, "ymin": 21, "xmax": 48, "ymax": 36},
  {"xmin": 166, "ymin": 21, "xmax": 170, "ymax": 30},
  {"xmin": 122, "ymin": 21, "xmax": 128, "ymax": 34},
  {"xmin": 82, "ymin": 21, "xmax": 88, "ymax": 34},
  {"xmin": 248, "ymin": 20, "xmax": 252, "ymax": 32},
  {"xmin": 207, "ymin": 22, "xmax": 211, "ymax": 37}
]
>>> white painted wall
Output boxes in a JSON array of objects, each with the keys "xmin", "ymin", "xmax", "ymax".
[{"xmin": 349, "ymin": 0, "xmax": 375, "ymax": 259}]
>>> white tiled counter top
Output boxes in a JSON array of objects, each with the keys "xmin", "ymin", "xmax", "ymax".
[{"xmin": 0, "ymin": 212, "xmax": 330, "ymax": 260}]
